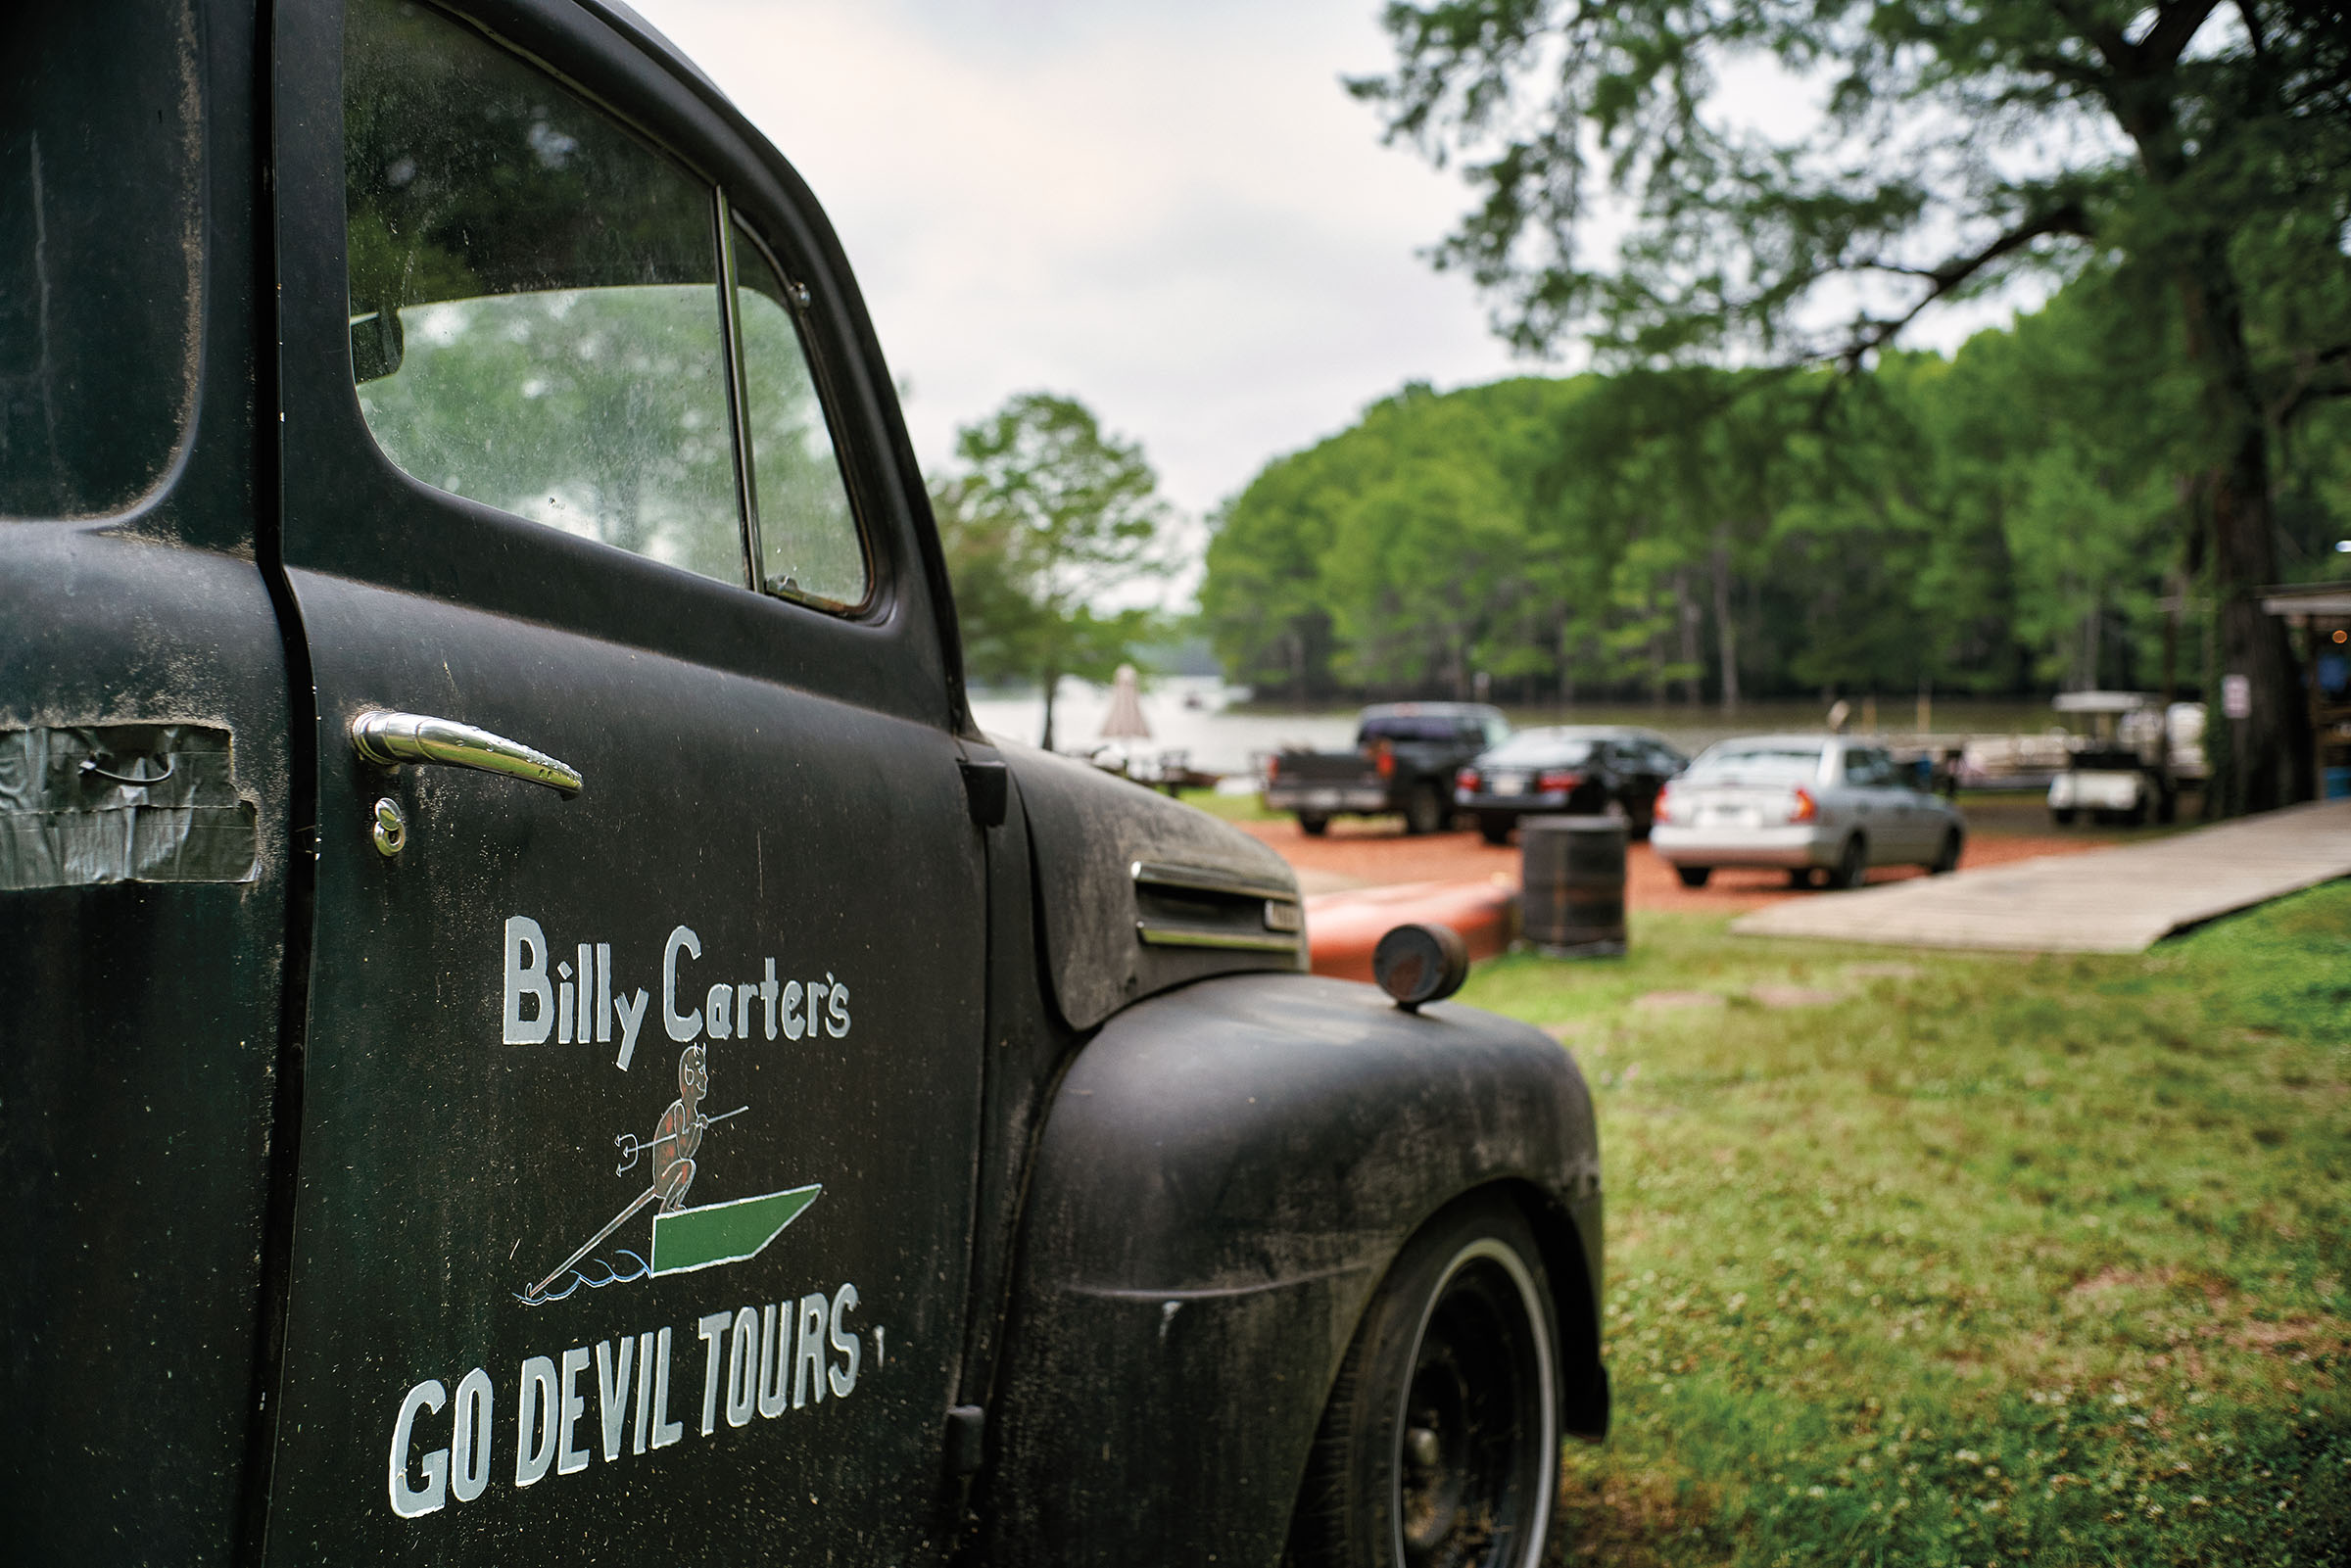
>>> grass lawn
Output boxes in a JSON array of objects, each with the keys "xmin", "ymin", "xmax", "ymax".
[
  {"xmin": 1176, "ymin": 784, "xmax": 1282, "ymax": 823},
  {"xmin": 1455, "ymin": 883, "xmax": 2351, "ymax": 1566}
]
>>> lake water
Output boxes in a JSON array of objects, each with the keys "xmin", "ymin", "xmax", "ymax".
[
  {"xmin": 969, "ymin": 678, "xmax": 1356, "ymax": 778},
  {"xmin": 968, "ymin": 679, "xmax": 2075, "ymax": 781}
]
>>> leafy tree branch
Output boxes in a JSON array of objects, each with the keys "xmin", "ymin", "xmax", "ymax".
[
  {"xmin": 1351, "ymin": 0, "xmax": 2351, "ymax": 809},
  {"xmin": 931, "ymin": 393, "xmax": 1171, "ymax": 749}
]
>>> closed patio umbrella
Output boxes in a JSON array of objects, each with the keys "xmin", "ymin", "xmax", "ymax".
[{"xmin": 1099, "ymin": 663, "xmax": 1152, "ymax": 741}]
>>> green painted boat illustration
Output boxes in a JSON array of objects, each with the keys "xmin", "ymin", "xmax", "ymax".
[
  {"xmin": 522, "ymin": 1046, "xmax": 821, "ymax": 1305},
  {"xmin": 650, "ymin": 1183, "xmax": 822, "ymax": 1276}
]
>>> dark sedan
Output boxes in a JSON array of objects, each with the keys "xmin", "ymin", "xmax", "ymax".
[{"xmin": 1454, "ymin": 727, "xmax": 1689, "ymax": 843}]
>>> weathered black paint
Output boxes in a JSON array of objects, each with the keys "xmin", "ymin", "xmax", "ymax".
[
  {"xmin": 1005, "ymin": 741, "xmax": 1303, "ymax": 1030},
  {"xmin": 0, "ymin": 538, "xmax": 293, "ymax": 1565},
  {"xmin": 0, "ymin": 5, "xmax": 205, "ymax": 519},
  {"xmin": 0, "ymin": 5, "xmax": 289, "ymax": 1562},
  {"xmin": 985, "ymin": 974, "xmax": 1605, "ymax": 1566},
  {"xmin": 263, "ymin": 2, "xmax": 988, "ymax": 1557},
  {"xmin": 1, "ymin": 2, "xmax": 1607, "ymax": 1562}
]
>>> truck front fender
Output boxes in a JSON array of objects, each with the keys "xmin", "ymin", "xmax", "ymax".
[{"xmin": 984, "ymin": 973, "xmax": 1605, "ymax": 1567}]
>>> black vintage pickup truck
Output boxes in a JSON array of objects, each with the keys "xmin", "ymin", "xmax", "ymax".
[{"xmin": 0, "ymin": 4, "xmax": 1605, "ymax": 1564}]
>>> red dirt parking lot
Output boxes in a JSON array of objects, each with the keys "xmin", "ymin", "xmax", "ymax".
[{"xmin": 1237, "ymin": 795, "xmax": 2138, "ymax": 913}]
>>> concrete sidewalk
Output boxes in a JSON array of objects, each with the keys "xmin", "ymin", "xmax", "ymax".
[{"xmin": 1729, "ymin": 798, "xmax": 2351, "ymax": 953}]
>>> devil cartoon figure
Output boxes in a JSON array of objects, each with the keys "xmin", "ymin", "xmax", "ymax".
[
  {"xmin": 646, "ymin": 1043, "xmax": 708, "ymax": 1211},
  {"xmin": 522, "ymin": 1042, "xmax": 744, "ymax": 1302}
]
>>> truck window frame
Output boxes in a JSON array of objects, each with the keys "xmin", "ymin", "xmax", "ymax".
[
  {"xmin": 273, "ymin": 0, "xmax": 954, "ymax": 733},
  {"xmin": 339, "ymin": 0, "xmax": 879, "ymax": 615}
]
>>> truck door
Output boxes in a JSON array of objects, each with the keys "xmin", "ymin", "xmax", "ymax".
[{"xmin": 263, "ymin": 1, "xmax": 984, "ymax": 1559}]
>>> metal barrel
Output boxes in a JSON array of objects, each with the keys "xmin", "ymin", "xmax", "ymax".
[{"xmin": 1518, "ymin": 815, "xmax": 1627, "ymax": 956}]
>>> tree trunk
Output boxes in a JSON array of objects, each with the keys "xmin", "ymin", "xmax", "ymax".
[
  {"xmin": 2078, "ymin": 586, "xmax": 2100, "ymax": 690},
  {"xmin": 1038, "ymin": 665, "xmax": 1061, "ymax": 751},
  {"xmin": 1673, "ymin": 567, "xmax": 1702, "ymax": 704},
  {"xmin": 1710, "ymin": 528, "xmax": 1740, "ymax": 711},
  {"xmin": 2157, "ymin": 569, "xmax": 2182, "ymax": 805},
  {"xmin": 2174, "ymin": 249, "xmax": 2311, "ymax": 812}
]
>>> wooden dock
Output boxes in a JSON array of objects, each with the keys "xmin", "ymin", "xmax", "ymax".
[{"xmin": 1728, "ymin": 798, "xmax": 2351, "ymax": 953}]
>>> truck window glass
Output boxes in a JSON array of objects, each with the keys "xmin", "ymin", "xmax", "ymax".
[
  {"xmin": 342, "ymin": 0, "xmax": 743, "ymax": 585},
  {"xmin": 1361, "ymin": 716, "xmax": 1466, "ymax": 744},
  {"xmin": 732, "ymin": 225, "xmax": 867, "ymax": 607},
  {"xmin": 0, "ymin": 6, "xmax": 200, "ymax": 520}
]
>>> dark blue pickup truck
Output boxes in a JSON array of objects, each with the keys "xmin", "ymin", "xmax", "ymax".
[
  {"xmin": 0, "ymin": 4, "xmax": 1606, "ymax": 1563},
  {"xmin": 1264, "ymin": 703, "xmax": 1512, "ymax": 836}
]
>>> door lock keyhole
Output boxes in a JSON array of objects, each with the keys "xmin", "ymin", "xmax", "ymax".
[{"xmin": 372, "ymin": 796, "xmax": 408, "ymax": 858}]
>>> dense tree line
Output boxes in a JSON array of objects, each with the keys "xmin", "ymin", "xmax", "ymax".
[
  {"xmin": 1201, "ymin": 271, "xmax": 2351, "ymax": 711},
  {"xmin": 1346, "ymin": 0, "xmax": 2350, "ymax": 810}
]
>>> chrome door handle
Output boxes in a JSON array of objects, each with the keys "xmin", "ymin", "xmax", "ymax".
[{"xmin": 350, "ymin": 710, "xmax": 583, "ymax": 796}]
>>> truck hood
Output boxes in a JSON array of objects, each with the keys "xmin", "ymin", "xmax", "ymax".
[{"xmin": 1001, "ymin": 743, "xmax": 1304, "ymax": 1030}]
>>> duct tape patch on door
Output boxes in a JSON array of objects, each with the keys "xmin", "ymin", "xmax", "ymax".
[{"xmin": 0, "ymin": 723, "xmax": 259, "ymax": 889}]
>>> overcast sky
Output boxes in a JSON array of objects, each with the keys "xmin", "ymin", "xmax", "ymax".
[
  {"xmin": 629, "ymin": 0, "xmax": 1525, "ymax": 522},
  {"xmin": 630, "ymin": 0, "xmax": 2034, "ymax": 581}
]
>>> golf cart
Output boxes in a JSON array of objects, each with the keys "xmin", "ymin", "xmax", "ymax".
[{"xmin": 2046, "ymin": 691, "xmax": 2191, "ymax": 826}]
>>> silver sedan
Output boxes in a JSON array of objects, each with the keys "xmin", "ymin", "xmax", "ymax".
[{"xmin": 1649, "ymin": 735, "xmax": 1965, "ymax": 889}]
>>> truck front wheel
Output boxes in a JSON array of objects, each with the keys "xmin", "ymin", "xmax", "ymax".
[
  {"xmin": 1402, "ymin": 784, "xmax": 1445, "ymax": 836},
  {"xmin": 1287, "ymin": 1195, "xmax": 1559, "ymax": 1568}
]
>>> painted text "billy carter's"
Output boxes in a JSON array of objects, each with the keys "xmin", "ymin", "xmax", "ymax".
[{"xmin": 502, "ymin": 917, "xmax": 849, "ymax": 1069}]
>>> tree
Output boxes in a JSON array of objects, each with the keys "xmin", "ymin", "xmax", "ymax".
[
  {"xmin": 1204, "ymin": 379, "xmax": 1582, "ymax": 701},
  {"xmin": 931, "ymin": 393, "xmax": 1169, "ymax": 749},
  {"xmin": 1353, "ymin": 0, "xmax": 2351, "ymax": 809},
  {"xmin": 1196, "ymin": 292, "xmax": 2351, "ymax": 711},
  {"xmin": 1918, "ymin": 273, "xmax": 2197, "ymax": 690},
  {"xmin": 1199, "ymin": 449, "xmax": 1351, "ymax": 703}
]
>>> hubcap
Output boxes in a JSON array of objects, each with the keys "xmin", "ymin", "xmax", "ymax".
[{"xmin": 1392, "ymin": 1245, "xmax": 1556, "ymax": 1567}]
